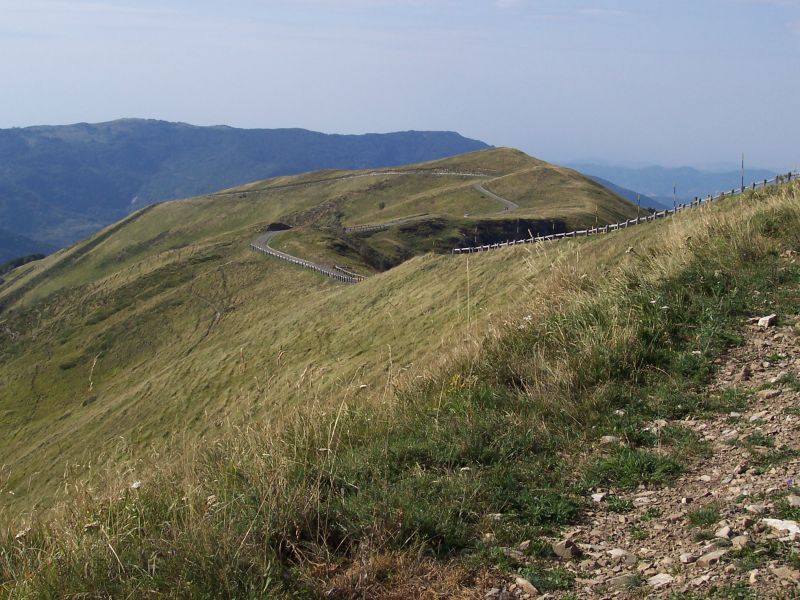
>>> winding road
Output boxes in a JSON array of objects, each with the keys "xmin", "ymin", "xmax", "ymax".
[
  {"xmin": 250, "ymin": 231, "xmax": 359, "ymax": 284},
  {"xmin": 250, "ymin": 171, "xmax": 519, "ymax": 283},
  {"xmin": 472, "ymin": 183, "xmax": 520, "ymax": 212}
]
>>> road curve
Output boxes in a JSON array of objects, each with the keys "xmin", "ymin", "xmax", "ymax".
[
  {"xmin": 251, "ymin": 230, "xmax": 359, "ymax": 284},
  {"xmin": 216, "ymin": 169, "xmax": 492, "ymax": 198},
  {"xmin": 472, "ymin": 183, "xmax": 520, "ymax": 212},
  {"xmin": 249, "ymin": 172, "xmax": 520, "ymax": 283}
]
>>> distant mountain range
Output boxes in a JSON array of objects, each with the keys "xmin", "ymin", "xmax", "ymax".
[
  {"xmin": 571, "ymin": 163, "xmax": 779, "ymax": 210},
  {"xmin": 0, "ymin": 227, "xmax": 55, "ymax": 264},
  {"xmin": 0, "ymin": 119, "xmax": 489, "ymax": 262},
  {"xmin": 585, "ymin": 176, "xmax": 659, "ymax": 211}
]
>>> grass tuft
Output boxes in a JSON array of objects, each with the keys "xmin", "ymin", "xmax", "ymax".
[{"xmin": 584, "ymin": 449, "xmax": 683, "ymax": 490}]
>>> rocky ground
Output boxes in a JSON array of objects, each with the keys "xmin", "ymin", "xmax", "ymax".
[{"xmin": 491, "ymin": 315, "xmax": 800, "ymax": 599}]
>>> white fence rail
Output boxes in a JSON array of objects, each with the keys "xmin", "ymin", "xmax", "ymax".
[
  {"xmin": 252, "ymin": 170, "xmax": 799, "ymax": 282},
  {"xmin": 451, "ymin": 171, "xmax": 799, "ymax": 255},
  {"xmin": 250, "ymin": 234, "xmax": 359, "ymax": 284}
]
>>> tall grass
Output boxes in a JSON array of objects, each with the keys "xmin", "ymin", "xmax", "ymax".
[{"xmin": 2, "ymin": 184, "xmax": 799, "ymax": 598}]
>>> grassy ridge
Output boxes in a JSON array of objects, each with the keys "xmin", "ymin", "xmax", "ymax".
[
  {"xmin": 2, "ymin": 183, "xmax": 798, "ymax": 597},
  {"xmin": 0, "ymin": 148, "xmax": 637, "ymax": 516}
]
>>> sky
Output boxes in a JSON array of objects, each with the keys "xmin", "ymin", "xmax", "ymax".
[{"xmin": 1, "ymin": 0, "xmax": 799, "ymax": 170}]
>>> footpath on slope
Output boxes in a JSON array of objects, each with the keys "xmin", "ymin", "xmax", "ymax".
[{"xmin": 488, "ymin": 314, "xmax": 800, "ymax": 600}]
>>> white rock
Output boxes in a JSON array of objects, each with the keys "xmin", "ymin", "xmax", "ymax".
[
  {"xmin": 680, "ymin": 553, "xmax": 697, "ymax": 564},
  {"xmin": 696, "ymin": 549, "xmax": 728, "ymax": 567},
  {"xmin": 761, "ymin": 518, "xmax": 800, "ymax": 539},
  {"xmin": 591, "ymin": 492, "xmax": 607, "ymax": 503},
  {"xmin": 648, "ymin": 573, "xmax": 674, "ymax": 588},
  {"xmin": 758, "ymin": 314, "xmax": 777, "ymax": 328},
  {"xmin": 715, "ymin": 525, "xmax": 732, "ymax": 539},
  {"xmin": 515, "ymin": 577, "xmax": 539, "ymax": 596}
]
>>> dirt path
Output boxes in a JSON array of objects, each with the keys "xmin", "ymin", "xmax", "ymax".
[{"xmin": 492, "ymin": 316, "xmax": 800, "ymax": 599}]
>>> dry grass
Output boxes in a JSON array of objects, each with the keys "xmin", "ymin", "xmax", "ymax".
[
  {"xmin": 1, "ymin": 174, "xmax": 798, "ymax": 597},
  {"xmin": 0, "ymin": 148, "xmax": 642, "ymax": 518},
  {"xmin": 321, "ymin": 553, "xmax": 495, "ymax": 599}
]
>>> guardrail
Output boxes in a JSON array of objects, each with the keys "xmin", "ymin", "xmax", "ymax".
[
  {"xmin": 343, "ymin": 213, "xmax": 430, "ymax": 234},
  {"xmin": 333, "ymin": 265, "xmax": 368, "ymax": 281},
  {"xmin": 452, "ymin": 171, "xmax": 799, "ymax": 254},
  {"xmin": 250, "ymin": 240, "xmax": 359, "ymax": 284},
  {"xmin": 252, "ymin": 170, "xmax": 798, "ymax": 282}
]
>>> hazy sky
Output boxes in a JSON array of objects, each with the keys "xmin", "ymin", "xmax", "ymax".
[{"xmin": 2, "ymin": 0, "xmax": 799, "ymax": 169}]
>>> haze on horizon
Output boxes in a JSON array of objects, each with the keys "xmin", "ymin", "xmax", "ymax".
[{"xmin": 1, "ymin": 0, "xmax": 799, "ymax": 171}]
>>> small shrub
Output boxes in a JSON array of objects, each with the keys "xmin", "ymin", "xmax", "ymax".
[
  {"xmin": 641, "ymin": 507, "xmax": 662, "ymax": 521},
  {"xmin": 518, "ymin": 564, "xmax": 575, "ymax": 592},
  {"xmin": 584, "ymin": 448, "xmax": 682, "ymax": 490},
  {"xmin": 688, "ymin": 504, "xmax": 720, "ymax": 527},
  {"xmin": 629, "ymin": 525, "xmax": 647, "ymax": 541},
  {"xmin": 606, "ymin": 496, "xmax": 634, "ymax": 513},
  {"xmin": 743, "ymin": 432, "xmax": 775, "ymax": 449}
]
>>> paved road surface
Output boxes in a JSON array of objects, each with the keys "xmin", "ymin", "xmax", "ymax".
[
  {"xmin": 472, "ymin": 183, "xmax": 520, "ymax": 212},
  {"xmin": 250, "ymin": 174, "xmax": 520, "ymax": 282}
]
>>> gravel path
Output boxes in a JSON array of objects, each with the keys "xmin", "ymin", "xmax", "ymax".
[{"xmin": 491, "ymin": 311, "xmax": 800, "ymax": 599}]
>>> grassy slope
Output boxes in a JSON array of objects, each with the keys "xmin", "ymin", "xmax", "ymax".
[
  {"xmin": 0, "ymin": 120, "xmax": 489, "ymax": 249},
  {"xmin": 0, "ymin": 148, "xmax": 633, "ymax": 516},
  {"xmin": 2, "ymin": 181, "xmax": 797, "ymax": 598}
]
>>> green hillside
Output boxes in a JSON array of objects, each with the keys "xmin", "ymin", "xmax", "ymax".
[
  {"xmin": 0, "ymin": 148, "xmax": 637, "ymax": 517},
  {"xmin": 0, "ymin": 119, "xmax": 490, "ymax": 254},
  {"xmin": 2, "ymin": 170, "xmax": 797, "ymax": 597}
]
